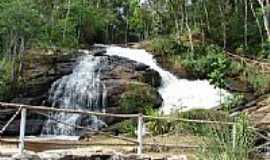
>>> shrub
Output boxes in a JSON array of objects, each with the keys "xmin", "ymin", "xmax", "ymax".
[
  {"xmin": 174, "ymin": 109, "xmax": 231, "ymax": 136},
  {"xmin": 246, "ymin": 71, "xmax": 270, "ymax": 95},
  {"xmin": 149, "ymin": 36, "xmax": 188, "ymax": 56},
  {"xmin": 182, "ymin": 45, "xmax": 231, "ymax": 78},
  {"xmin": 0, "ymin": 59, "xmax": 13, "ymax": 101},
  {"xmin": 145, "ymin": 107, "xmax": 174, "ymax": 136},
  {"xmin": 145, "ymin": 108, "xmax": 231, "ymax": 136},
  {"xmin": 259, "ymin": 41, "xmax": 270, "ymax": 59},
  {"xmin": 222, "ymin": 94, "xmax": 244, "ymax": 112},
  {"xmin": 119, "ymin": 84, "xmax": 160, "ymax": 113},
  {"xmin": 114, "ymin": 120, "xmax": 136, "ymax": 137}
]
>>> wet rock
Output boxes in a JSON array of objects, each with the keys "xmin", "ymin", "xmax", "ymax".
[
  {"xmin": 1, "ymin": 49, "xmax": 84, "ymax": 135},
  {"xmin": 98, "ymin": 55, "xmax": 162, "ymax": 124},
  {"xmin": 0, "ymin": 109, "xmax": 45, "ymax": 136},
  {"xmin": 2, "ymin": 48, "xmax": 162, "ymax": 135},
  {"xmin": 93, "ymin": 49, "xmax": 107, "ymax": 56}
]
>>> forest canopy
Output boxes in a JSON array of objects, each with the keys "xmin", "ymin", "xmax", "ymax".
[{"xmin": 1, "ymin": 0, "xmax": 270, "ymax": 56}]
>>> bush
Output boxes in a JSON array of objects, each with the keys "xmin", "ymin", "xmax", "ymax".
[
  {"xmin": 246, "ymin": 71, "xmax": 270, "ymax": 95},
  {"xmin": 114, "ymin": 120, "xmax": 136, "ymax": 137},
  {"xmin": 0, "ymin": 59, "xmax": 13, "ymax": 101},
  {"xmin": 222, "ymin": 94, "xmax": 244, "ymax": 112},
  {"xmin": 174, "ymin": 109, "xmax": 231, "ymax": 136},
  {"xmin": 149, "ymin": 36, "xmax": 188, "ymax": 55},
  {"xmin": 145, "ymin": 107, "xmax": 174, "ymax": 136},
  {"xmin": 182, "ymin": 45, "xmax": 230, "ymax": 78},
  {"xmin": 182, "ymin": 45, "xmax": 231, "ymax": 78},
  {"xmin": 145, "ymin": 108, "xmax": 231, "ymax": 136},
  {"xmin": 259, "ymin": 41, "xmax": 270, "ymax": 59},
  {"xmin": 119, "ymin": 84, "xmax": 160, "ymax": 113}
]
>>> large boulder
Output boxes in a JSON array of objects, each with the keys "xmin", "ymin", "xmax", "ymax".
[{"xmin": 99, "ymin": 55, "xmax": 162, "ymax": 124}]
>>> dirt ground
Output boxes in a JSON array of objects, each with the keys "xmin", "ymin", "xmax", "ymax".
[{"xmin": 0, "ymin": 134, "xmax": 204, "ymax": 160}]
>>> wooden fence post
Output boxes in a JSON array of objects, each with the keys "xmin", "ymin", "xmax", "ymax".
[
  {"xmin": 232, "ymin": 123, "xmax": 237, "ymax": 150},
  {"xmin": 137, "ymin": 113, "xmax": 143, "ymax": 155},
  {"xmin": 19, "ymin": 107, "xmax": 27, "ymax": 155}
]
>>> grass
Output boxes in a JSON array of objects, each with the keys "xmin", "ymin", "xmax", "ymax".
[
  {"xmin": 197, "ymin": 114, "xmax": 255, "ymax": 160},
  {"xmin": 143, "ymin": 108, "xmax": 256, "ymax": 159}
]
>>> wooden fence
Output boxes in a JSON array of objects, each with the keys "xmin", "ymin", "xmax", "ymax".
[{"xmin": 0, "ymin": 102, "xmax": 238, "ymax": 156}]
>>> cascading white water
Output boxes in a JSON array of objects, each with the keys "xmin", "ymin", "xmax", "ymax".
[
  {"xmin": 105, "ymin": 46, "xmax": 230, "ymax": 114},
  {"xmin": 42, "ymin": 55, "xmax": 107, "ymax": 136},
  {"xmin": 42, "ymin": 45, "xmax": 230, "ymax": 136}
]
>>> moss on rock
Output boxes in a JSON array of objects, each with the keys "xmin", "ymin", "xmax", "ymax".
[{"xmin": 119, "ymin": 83, "xmax": 162, "ymax": 114}]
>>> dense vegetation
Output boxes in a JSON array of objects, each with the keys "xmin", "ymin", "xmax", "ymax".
[{"xmin": 0, "ymin": 0, "xmax": 143, "ymax": 100}]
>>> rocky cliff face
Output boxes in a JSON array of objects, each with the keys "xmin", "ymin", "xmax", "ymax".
[
  {"xmin": 0, "ymin": 47, "xmax": 162, "ymax": 135},
  {"xmin": 98, "ymin": 55, "xmax": 162, "ymax": 124}
]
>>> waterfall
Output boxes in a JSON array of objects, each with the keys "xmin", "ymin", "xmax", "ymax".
[
  {"xmin": 42, "ymin": 45, "xmax": 231, "ymax": 136},
  {"xmin": 104, "ymin": 46, "xmax": 230, "ymax": 114},
  {"xmin": 42, "ymin": 55, "xmax": 107, "ymax": 136}
]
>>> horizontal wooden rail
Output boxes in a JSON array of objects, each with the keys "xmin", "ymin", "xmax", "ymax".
[
  {"xmin": 143, "ymin": 115, "xmax": 234, "ymax": 125},
  {"xmin": 0, "ymin": 102, "xmax": 138, "ymax": 118},
  {"xmin": 0, "ymin": 138, "xmax": 202, "ymax": 149},
  {"xmin": 0, "ymin": 101, "xmax": 240, "ymax": 155},
  {"xmin": 0, "ymin": 102, "xmax": 235, "ymax": 125}
]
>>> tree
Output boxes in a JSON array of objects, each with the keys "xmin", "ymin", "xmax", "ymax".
[
  {"xmin": 257, "ymin": 0, "xmax": 270, "ymax": 40},
  {"xmin": 208, "ymin": 51, "xmax": 230, "ymax": 103}
]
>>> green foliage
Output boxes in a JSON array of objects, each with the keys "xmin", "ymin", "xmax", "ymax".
[
  {"xmin": 0, "ymin": 59, "xmax": 13, "ymax": 101},
  {"xmin": 145, "ymin": 108, "xmax": 231, "ymax": 136},
  {"xmin": 145, "ymin": 107, "xmax": 173, "ymax": 136},
  {"xmin": 223, "ymin": 94, "xmax": 244, "ymax": 112},
  {"xmin": 182, "ymin": 45, "xmax": 231, "ymax": 78},
  {"xmin": 150, "ymin": 36, "xmax": 188, "ymax": 55},
  {"xmin": 0, "ymin": 0, "xmax": 144, "ymax": 51},
  {"xmin": 120, "ymin": 84, "xmax": 158, "ymax": 113},
  {"xmin": 246, "ymin": 71, "xmax": 270, "ymax": 95},
  {"xmin": 198, "ymin": 114, "xmax": 254, "ymax": 160},
  {"xmin": 208, "ymin": 53, "xmax": 230, "ymax": 89},
  {"xmin": 114, "ymin": 120, "xmax": 136, "ymax": 137},
  {"xmin": 260, "ymin": 42, "xmax": 270, "ymax": 59},
  {"xmin": 175, "ymin": 109, "xmax": 231, "ymax": 136},
  {"xmin": 145, "ymin": 109, "xmax": 254, "ymax": 159}
]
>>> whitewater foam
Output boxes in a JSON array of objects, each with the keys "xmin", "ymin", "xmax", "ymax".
[{"xmin": 105, "ymin": 46, "xmax": 230, "ymax": 114}]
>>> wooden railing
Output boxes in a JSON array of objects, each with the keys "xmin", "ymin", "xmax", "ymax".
[{"xmin": 0, "ymin": 102, "xmax": 238, "ymax": 156}]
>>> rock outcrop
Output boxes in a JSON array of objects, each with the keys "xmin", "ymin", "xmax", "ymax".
[
  {"xmin": 0, "ymin": 47, "xmax": 162, "ymax": 135},
  {"xmin": 98, "ymin": 55, "xmax": 162, "ymax": 124}
]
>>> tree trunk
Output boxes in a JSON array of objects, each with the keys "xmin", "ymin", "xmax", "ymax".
[
  {"xmin": 218, "ymin": 1, "xmax": 227, "ymax": 49},
  {"xmin": 250, "ymin": 0, "xmax": 264, "ymax": 45},
  {"xmin": 244, "ymin": 0, "xmax": 248, "ymax": 48},
  {"xmin": 203, "ymin": 0, "xmax": 210, "ymax": 31},
  {"xmin": 258, "ymin": 0, "xmax": 270, "ymax": 40},
  {"xmin": 186, "ymin": 15, "xmax": 194, "ymax": 53},
  {"xmin": 63, "ymin": 0, "xmax": 71, "ymax": 42}
]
